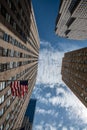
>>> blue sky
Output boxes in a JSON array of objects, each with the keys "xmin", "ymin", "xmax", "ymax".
[{"xmin": 30, "ymin": 0, "xmax": 87, "ymax": 130}]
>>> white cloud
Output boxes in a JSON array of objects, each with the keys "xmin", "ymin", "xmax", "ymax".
[
  {"xmin": 34, "ymin": 123, "xmax": 57, "ymax": 130},
  {"xmin": 69, "ymin": 126, "xmax": 75, "ymax": 130},
  {"xmin": 82, "ymin": 128, "xmax": 87, "ymax": 130},
  {"xmin": 36, "ymin": 40, "xmax": 64, "ymax": 84},
  {"xmin": 48, "ymin": 86, "xmax": 87, "ymax": 124},
  {"xmin": 36, "ymin": 107, "xmax": 59, "ymax": 118},
  {"xmin": 45, "ymin": 93, "xmax": 51, "ymax": 98},
  {"xmin": 36, "ymin": 107, "xmax": 55, "ymax": 115},
  {"xmin": 45, "ymin": 123, "xmax": 57, "ymax": 130},
  {"xmin": 58, "ymin": 122, "xmax": 63, "ymax": 128},
  {"xmin": 62, "ymin": 126, "xmax": 68, "ymax": 130},
  {"xmin": 34, "ymin": 125, "xmax": 44, "ymax": 130}
]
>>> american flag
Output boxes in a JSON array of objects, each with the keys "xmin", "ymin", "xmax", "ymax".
[{"xmin": 10, "ymin": 80, "xmax": 28, "ymax": 97}]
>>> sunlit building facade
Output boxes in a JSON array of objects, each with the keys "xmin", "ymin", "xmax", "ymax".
[
  {"xmin": 55, "ymin": 0, "xmax": 87, "ymax": 40},
  {"xmin": 61, "ymin": 47, "xmax": 87, "ymax": 107},
  {"xmin": 0, "ymin": 0, "xmax": 40, "ymax": 130}
]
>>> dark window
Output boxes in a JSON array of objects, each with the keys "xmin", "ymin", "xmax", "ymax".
[
  {"xmin": 1, "ymin": 5, "xmax": 6, "ymax": 18},
  {"xmin": 10, "ymin": 17, "xmax": 14, "ymax": 26},
  {"xmin": 68, "ymin": 0, "xmax": 80, "ymax": 14},
  {"xmin": 3, "ymin": 63, "xmax": 7, "ymax": 70},
  {"xmin": 8, "ymin": 35, "xmax": 12, "ymax": 43},
  {"xmin": 7, "ymin": 49, "xmax": 11, "ymax": 56},
  {"xmin": 7, "ymin": 63, "xmax": 10, "ymax": 69},
  {"xmin": 0, "ymin": 29, "xmax": 4, "ymax": 39},
  {"xmin": 13, "ymin": 22, "xmax": 16, "ymax": 30},
  {"xmin": 0, "ymin": 63, "xmax": 7, "ymax": 72},
  {"xmin": 3, "ymin": 48, "xmax": 8, "ymax": 56},
  {"xmin": 20, "ymin": 53, "xmax": 22, "ymax": 58},
  {"xmin": 6, "ymin": 13, "xmax": 10, "ymax": 23},
  {"xmin": 16, "ymin": 13, "xmax": 20, "ymax": 21},
  {"xmin": 0, "ymin": 4, "xmax": 1, "ymax": 13},
  {"xmin": 66, "ymin": 18, "xmax": 76, "ymax": 27},
  {"xmin": 65, "ymin": 30, "xmax": 71, "ymax": 35},
  {"xmin": 16, "ymin": 25, "xmax": 21, "ymax": 33},
  {"xmin": 19, "ymin": 62, "xmax": 22, "ymax": 66},
  {"xmin": 3, "ymin": 33, "xmax": 9, "ymax": 42},
  {"xmin": 0, "ymin": 64, "xmax": 3, "ymax": 72},
  {"xmin": 6, "ymin": 0, "xmax": 12, "ymax": 8},
  {"xmin": 0, "ymin": 47, "xmax": 3, "ymax": 56}
]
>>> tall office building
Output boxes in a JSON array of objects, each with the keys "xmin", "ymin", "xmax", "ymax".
[
  {"xmin": 0, "ymin": 0, "xmax": 40, "ymax": 130},
  {"xmin": 55, "ymin": 0, "xmax": 87, "ymax": 40},
  {"xmin": 21, "ymin": 116, "xmax": 31, "ymax": 130},
  {"xmin": 21, "ymin": 99, "xmax": 37, "ymax": 130},
  {"xmin": 61, "ymin": 47, "xmax": 87, "ymax": 107}
]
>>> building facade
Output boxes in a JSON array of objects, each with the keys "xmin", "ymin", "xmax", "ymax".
[
  {"xmin": 21, "ymin": 99, "xmax": 37, "ymax": 130},
  {"xmin": 55, "ymin": 0, "xmax": 87, "ymax": 40},
  {"xmin": 61, "ymin": 47, "xmax": 87, "ymax": 107},
  {"xmin": 20, "ymin": 116, "xmax": 31, "ymax": 130},
  {"xmin": 0, "ymin": 0, "xmax": 40, "ymax": 130}
]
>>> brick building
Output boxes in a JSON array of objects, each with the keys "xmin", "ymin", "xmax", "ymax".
[
  {"xmin": 0, "ymin": 0, "xmax": 40, "ymax": 130},
  {"xmin": 61, "ymin": 47, "xmax": 87, "ymax": 107}
]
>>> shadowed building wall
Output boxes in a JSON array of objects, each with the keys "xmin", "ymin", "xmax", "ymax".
[{"xmin": 21, "ymin": 99, "xmax": 37, "ymax": 130}]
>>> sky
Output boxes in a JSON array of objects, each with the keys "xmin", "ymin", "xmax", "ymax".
[{"xmin": 29, "ymin": 0, "xmax": 87, "ymax": 130}]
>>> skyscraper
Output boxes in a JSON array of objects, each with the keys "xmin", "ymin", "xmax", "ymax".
[
  {"xmin": 21, "ymin": 99, "xmax": 37, "ymax": 130},
  {"xmin": 61, "ymin": 47, "xmax": 87, "ymax": 107},
  {"xmin": 55, "ymin": 0, "xmax": 87, "ymax": 40},
  {"xmin": 21, "ymin": 116, "xmax": 31, "ymax": 130},
  {"xmin": 0, "ymin": 0, "xmax": 40, "ymax": 130}
]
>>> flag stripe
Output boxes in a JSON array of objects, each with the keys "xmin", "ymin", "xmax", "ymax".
[{"xmin": 10, "ymin": 80, "xmax": 28, "ymax": 97}]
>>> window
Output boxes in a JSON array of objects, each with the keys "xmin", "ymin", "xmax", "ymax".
[
  {"xmin": 11, "ymin": 37, "xmax": 15, "ymax": 45},
  {"xmin": 7, "ymin": 63, "xmax": 10, "ymax": 70},
  {"xmin": 8, "ymin": 35, "xmax": 12, "ymax": 43},
  {"xmin": 6, "ymin": 13, "xmax": 10, "ymax": 23},
  {"xmin": 10, "ymin": 17, "xmax": 14, "ymax": 26},
  {"xmin": 3, "ymin": 63, "xmax": 7, "ymax": 71},
  {"xmin": 80, "ymin": 93, "xmax": 84, "ymax": 97},
  {"xmin": 10, "ymin": 123, "xmax": 13, "ymax": 129},
  {"xmin": 0, "ymin": 47, "xmax": 3, "ymax": 56},
  {"xmin": 7, "ymin": 89, "xmax": 11, "ymax": 96},
  {"xmin": 3, "ymin": 33, "xmax": 9, "ymax": 42},
  {"xmin": 65, "ymin": 30, "xmax": 71, "ymax": 36},
  {"xmin": 85, "ymin": 97, "xmax": 87, "ymax": 102},
  {"xmin": 0, "ymin": 29, "xmax": 4, "ymax": 39},
  {"xmin": 10, "ymin": 50, "xmax": 14, "ymax": 57},
  {"xmin": 68, "ymin": 0, "xmax": 80, "ymax": 14},
  {"xmin": 85, "ymin": 88, "xmax": 87, "ymax": 92},
  {"xmin": 6, "ymin": 0, "xmax": 11, "ymax": 8},
  {"xmin": 6, "ymin": 113, "xmax": 10, "ymax": 121},
  {"xmin": 6, "ymin": 124, "xmax": 9, "ymax": 130},
  {"xmin": 0, "ymin": 82, "xmax": 5, "ymax": 91},
  {"xmin": 1, "ymin": 5, "xmax": 6, "ymax": 18},
  {"xmin": 7, "ymin": 49, "xmax": 11, "ymax": 56},
  {"xmin": 7, "ymin": 100, "xmax": 10, "ymax": 107},
  {"xmin": 0, "ymin": 95, "xmax": 4, "ymax": 104},
  {"xmin": 0, "ymin": 4, "xmax": 1, "ymax": 13},
  {"xmin": 2, "ymin": 48, "xmax": 8, "ymax": 56},
  {"xmin": 0, "ymin": 124, "xmax": 3, "ymax": 130},
  {"xmin": 13, "ymin": 22, "xmax": 16, "ymax": 30},
  {"xmin": 11, "ymin": 114, "xmax": 14, "ymax": 120},
  {"xmin": 0, "ymin": 108, "xmax": 4, "ymax": 117},
  {"xmin": 10, "ymin": 62, "xmax": 13, "ymax": 69}
]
